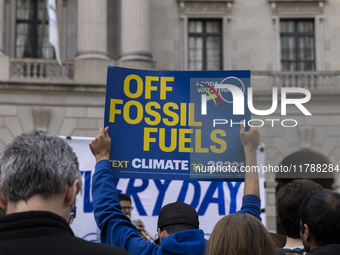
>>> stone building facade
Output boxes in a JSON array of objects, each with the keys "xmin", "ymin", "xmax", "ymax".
[{"xmin": 0, "ymin": 0, "xmax": 340, "ymax": 233}]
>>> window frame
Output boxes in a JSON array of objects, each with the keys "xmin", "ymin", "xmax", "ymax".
[
  {"xmin": 280, "ymin": 19, "xmax": 316, "ymax": 71},
  {"xmin": 178, "ymin": 0, "xmax": 233, "ymax": 71},
  {"xmin": 15, "ymin": 0, "xmax": 52, "ymax": 59},
  {"xmin": 4, "ymin": 0, "xmax": 72, "ymax": 60},
  {"xmin": 188, "ymin": 19, "xmax": 223, "ymax": 71},
  {"xmin": 270, "ymin": 1, "xmax": 325, "ymax": 71}
]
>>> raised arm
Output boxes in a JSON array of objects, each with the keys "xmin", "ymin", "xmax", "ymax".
[
  {"xmin": 240, "ymin": 124, "xmax": 260, "ymax": 198},
  {"xmin": 90, "ymin": 127, "xmax": 158, "ymax": 255},
  {"xmin": 236, "ymin": 123, "xmax": 261, "ymax": 221}
]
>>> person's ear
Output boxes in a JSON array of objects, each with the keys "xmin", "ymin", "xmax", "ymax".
[
  {"xmin": 157, "ymin": 228, "xmax": 162, "ymax": 242},
  {"xmin": 303, "ymin": 224, "xmax": 310, "ymax": 242},
  {"xmin": 65, "ymin": 179, "xmax": 79, "ymax": 206},
  {"xmin": 158, "ymin": 228, "xmax": 169, "ymax": 242},
  {"xmin": 0, "ymin": 183, "xmax": 8, "ymax": 210}
]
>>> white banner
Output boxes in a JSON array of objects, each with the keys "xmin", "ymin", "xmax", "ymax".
[{"xmin": 64, "ymin": 137, "xmax": 266, "ymax": 241}]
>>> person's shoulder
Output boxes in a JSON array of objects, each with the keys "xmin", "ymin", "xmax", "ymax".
[
  {"xmin": 72, "ymin": 237, "xmax": 132, "ymax": 255},
  {"xmin": 308, "ymin": 244, "xmax": 340, "ymax": 255}
]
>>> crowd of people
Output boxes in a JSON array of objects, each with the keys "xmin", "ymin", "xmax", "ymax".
[{"xmin": 0, "ymin": 125, "xmax": 339, "ymax": 255}]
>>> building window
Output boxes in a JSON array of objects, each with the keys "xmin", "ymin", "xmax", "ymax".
[
  {"xmin": 280, "ymin": 19, "xmax": 315, "ymax": 71},
  {"xmin": 15, "ymin": 0, "xmax": 54, "ymax": 59},
  {"xmin": 188, "ymin": 19, "xmax": 222, "ymax": 71}
]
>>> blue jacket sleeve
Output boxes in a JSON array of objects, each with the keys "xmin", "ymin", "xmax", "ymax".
[
  {"xmin": 236, "ymin": 194, "xmax": 262, "ymax": 221},
  {"xmin": 92, "ymin": 160, "xmax": 159, "ymax": 255}
]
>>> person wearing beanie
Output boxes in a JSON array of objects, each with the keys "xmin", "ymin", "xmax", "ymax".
[{"xmin": 90, "ymin": 125, "xmax": 261, "ymax": 255}]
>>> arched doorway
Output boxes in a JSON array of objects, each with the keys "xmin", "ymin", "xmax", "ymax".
[{"xmin": 275, "ymin": 150, "xmax": 334, "ymax": 235}]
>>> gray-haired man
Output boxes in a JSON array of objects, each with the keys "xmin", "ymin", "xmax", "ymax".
[{"xmin": 0, "ymin": 131, "xmax": 130, "ymax": 255}]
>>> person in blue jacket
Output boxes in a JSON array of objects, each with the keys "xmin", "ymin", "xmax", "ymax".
[{"xmin": 90, "ymin": 124, "xmax": 261, "ymax": 255}]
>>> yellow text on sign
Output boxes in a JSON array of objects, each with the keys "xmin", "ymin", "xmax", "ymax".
[
  {"xmin": 110, "ymin": 160, "xmax": 129, "ymax": 168},
  {"xmin": 123, "ymin": 74, "xmax": 174, "ymax": 100},
  {"xmin": 109, "ymin": 100, "xmax": 202, "ymax": 127},
  {"xmin": 143, "ymin": 128, "xmax": 227, "ymax": 153}
]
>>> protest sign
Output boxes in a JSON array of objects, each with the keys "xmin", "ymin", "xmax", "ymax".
[
  {"xmin": 65, "ymin": 137, "xmax": 266, "ymax": 241},
  {"xmin": 104, "ymin": 67, "xmax": 251, "ymax": 181}
]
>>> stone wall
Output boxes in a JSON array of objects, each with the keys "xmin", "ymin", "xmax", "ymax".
[{"xmin": 0, "ymin": 85, "xmax": 106, "ymax": 152}]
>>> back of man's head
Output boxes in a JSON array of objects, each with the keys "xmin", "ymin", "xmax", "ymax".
[
  {"xmin": 301, "ymin": 190, "xmax": 340, "ymax": 247},
  {"xmin": 0, "ymin": 131, "xmax": 81, "ymax": 202},
  {"xmin": 276, "ymin": 179, "xmax": 323, "ymax": 238},
  {"xmin": 157, "ymin": 201, "xmax": 199, "ymax": 235}
]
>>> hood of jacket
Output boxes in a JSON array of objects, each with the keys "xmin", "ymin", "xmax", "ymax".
[{"xmin": 158, "ymin": 229, "xmax": 206, "ymax": 255}]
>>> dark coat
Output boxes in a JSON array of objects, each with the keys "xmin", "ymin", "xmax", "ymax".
[
  {"xmin": 307, "ymin": 244, "xmax": 340, "ymax": 255},
  {"xmin": 0, "ymin": 210, "xmax": 131, "ymax": 255}
]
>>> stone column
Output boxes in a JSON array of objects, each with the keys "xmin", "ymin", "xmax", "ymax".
[
  {"xmin": 74, "ymin": 0, "xmax": 110, "ymax": 85},
  {"xmin": 0, "ymin": 0, "xmax": 4, "ymax": 55},
  {"xmin": 119, "ymin": 0, "xmax": 155, "ymax": 69},
  {"xmin": 266, "ymin": 179, "xmax": 278, "ymax": 233},
  {"xmin": 0, "ymin": 0, "xmax": 9, "ymax": 81},
  {"xmin": 76, "ymin": 0, "xmax": 108, "ymax": 60}
]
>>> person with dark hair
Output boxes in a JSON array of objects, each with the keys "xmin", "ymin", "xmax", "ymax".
[
  {"xmin": 90, "ymin": 124, "xmax": 262, "ymax": 255},
  {"xmin": 118, "ymin": 194, "xmax": 134, "ymax": 221},
  {"xmin": 118, "ymin": 194, "xmax": 131, "ymax": 201},
  {"xmin": 276, "ymin": 179, "xmax": 323, "ymax": 253},
  {"xmin": 97, "ymin": 193, "xmax": 146, "ymax": 242},
  {"xmin": 300, "ymin": 190, "xmax": 340, "ymax": 254},
  {"xmin": 205, "ymin": 214, "xmax": 276, "ymax": 255},
  {"xmin": 0, "ymin": 131, "xmax": 131, "ymax": 255},
  {"xmin": 118, "ymin": 194, "xmax": 145, "ymax": 236},
  {"xmin": 157, "ymin": 200, "xmax": 200, "ymax": 242}
]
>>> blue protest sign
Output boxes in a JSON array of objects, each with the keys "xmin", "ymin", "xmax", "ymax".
[{"xmin": 104, "ymin": 66, "xmax": 250, "ymax": 181}]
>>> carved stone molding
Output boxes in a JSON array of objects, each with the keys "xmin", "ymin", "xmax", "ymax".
[
  {"xmin": 298, "ymin": 126, "xmax": 313, "ymax": 149},
  {"xmin": 178, "ymin": 0, "xmax": 233, "ymax": 17},
  {"xmin": 269, "ymin": 0, "xmax": 325, "ymax": 16},
  {"xmin": 32, "ymin": 107, "xmax": 52, "ymax": 132},
  {"xmin": 268, "ymin": 0, "xmax": 325, "ymax": 2}
]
